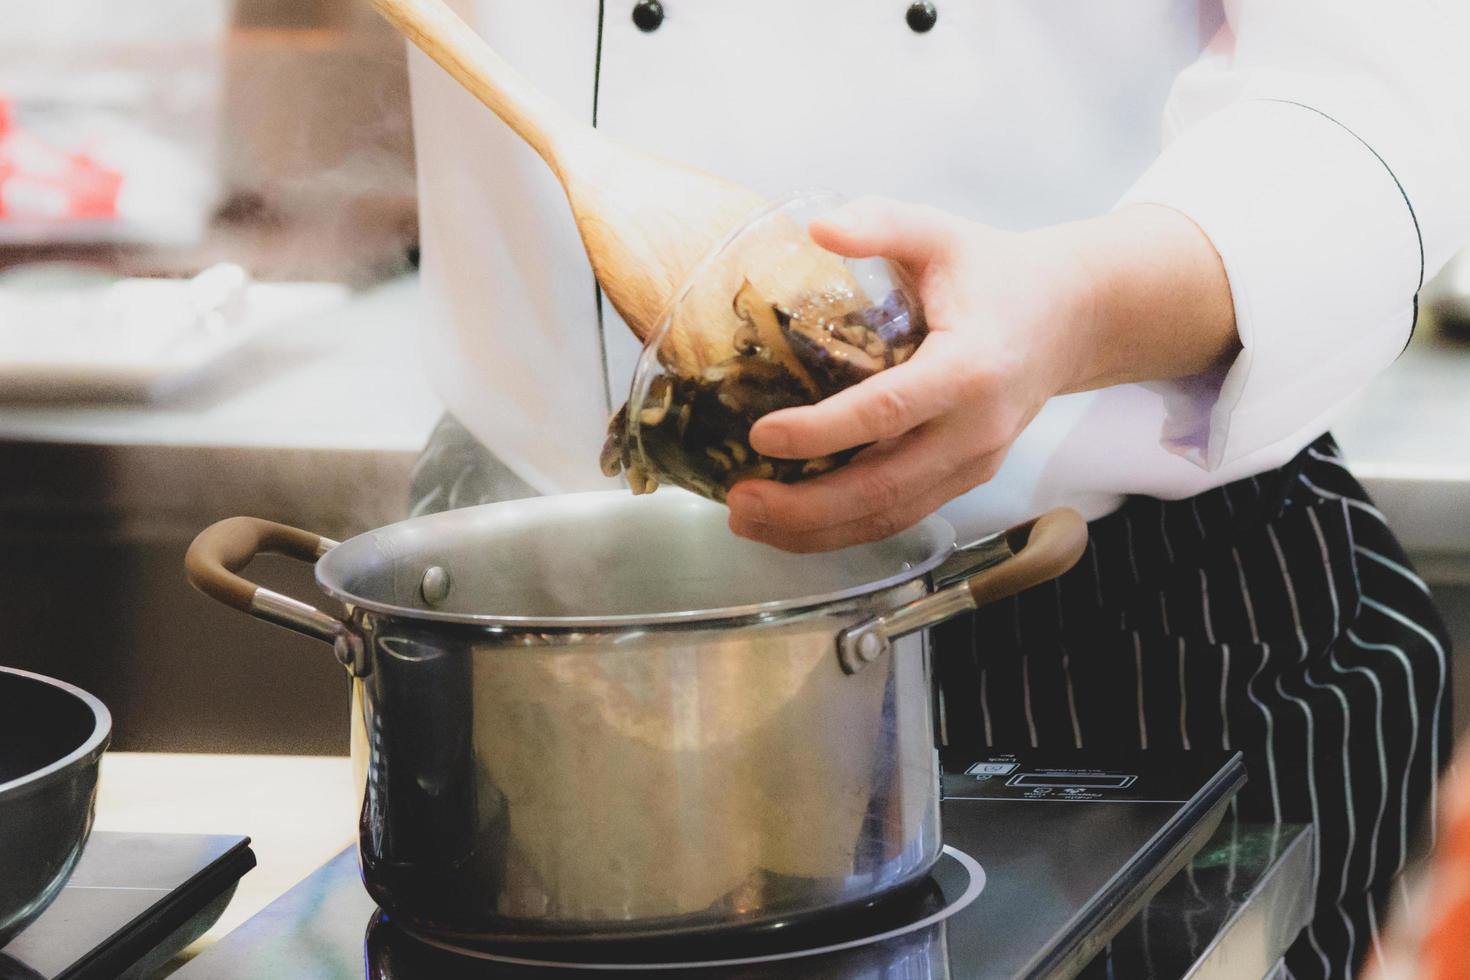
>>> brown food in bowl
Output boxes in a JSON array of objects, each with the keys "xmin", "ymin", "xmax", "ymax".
[{"xmin": 601, "ymin": 279, "xmax": 924, "ymax": 501}]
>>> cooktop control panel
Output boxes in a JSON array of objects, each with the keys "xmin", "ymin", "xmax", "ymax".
[{"xmin": 942, "ymin": 750, "xmax": 1227, "ymax": 804}]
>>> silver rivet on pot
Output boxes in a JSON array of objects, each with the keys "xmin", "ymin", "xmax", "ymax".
[
  {"xmin": 857, "ymin": 631, "xmax": 887, "ymax": 663},
  {"xmin": 421, "ymin": 566, "xmax": 451, "ymax": 607}
]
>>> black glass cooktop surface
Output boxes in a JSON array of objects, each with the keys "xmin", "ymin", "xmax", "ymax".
[
  {"xmin": 0, "ymin": 832, "xmax": 254, "ymax": 980},
  {"xmin": 174, "ymin": 749, "xmax": 1264, "ymax": 979}
]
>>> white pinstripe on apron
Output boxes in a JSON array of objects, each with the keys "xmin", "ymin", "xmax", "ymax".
[{"xmin": 933, "ymin": 433, "xmax": 1451, "ymax": 979}]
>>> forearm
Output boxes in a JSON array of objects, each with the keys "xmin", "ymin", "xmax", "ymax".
[{"xmin": 1050, "ymin": 203, "xmax": 1239, "ymax": 395}]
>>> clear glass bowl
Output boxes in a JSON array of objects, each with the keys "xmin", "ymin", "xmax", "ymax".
[{"xmin": 601, "ymin": 191, "xmax": 926, "ymax": 503}]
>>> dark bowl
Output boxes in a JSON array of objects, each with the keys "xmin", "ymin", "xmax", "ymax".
[{"xmin": 0, "ymin": 667, "xmax": 110, "ymax": 949}]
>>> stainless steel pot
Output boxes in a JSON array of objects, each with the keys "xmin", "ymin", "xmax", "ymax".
[{"xmin": 186, "ymin": 491, "xmax": 1085, "ymax": 942}]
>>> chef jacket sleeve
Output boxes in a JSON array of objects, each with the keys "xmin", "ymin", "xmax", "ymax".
[{"xmin": 1116, "ymin": 2, "xmax": 1470, "ymax": 471}]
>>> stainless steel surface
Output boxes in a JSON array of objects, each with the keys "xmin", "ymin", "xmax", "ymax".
[
  {"xmin": 418, "ymin": 566, "xmax": 450, "ymax": 607},
  {"xmin": 315, "ymin": 490, "xmax": 957, "ymax": 628},
  {"xmin": 1182, "ymin": 825, "xmax": 1316, "ymax": 979},
  {"xmin": 1334, "ymin": 311, "xmax": 1470, "ymax": 560},
  {"xmin": 930, "ymin": 528, "xmax": 1014, "ymax": 589},
  {"xmin": 840, "ymin": 583, "xmax": 977, "ymax": 674},
  {"xmin": 1423, "ymin": 245, "xmax": 1470, "ymax": 331},
  {"xmin": 187, "ymin": 492, "xmax": 1093, "ymax": 938},
  {"xmin": 348, "ymin": 599, "xmax": 941, "ymax": 940},
  {"xmin": 239, "ymin": 534, "xmax": 343, "ymax": 643},
  {"xmin": 837, "ymin": 509, "xmax": 1087, "ymax": 676},
  {"xmin": 248, "ymin": 589, "xmax": 344, "ymax": 645},
  {"xmin": 195, "ymin": 490, "xmax": 999, "ymax": 940},
  {"xmin": 1094, "ymin": 820, "xmax": 1315, "ymax": 980}
]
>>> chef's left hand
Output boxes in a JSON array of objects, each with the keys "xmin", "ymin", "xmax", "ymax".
[{"xmin": 724, "ymin": 196, "xmax": 1237, "ymax": 552}]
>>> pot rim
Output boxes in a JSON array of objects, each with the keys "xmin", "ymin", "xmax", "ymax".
[
  {"xmin": 0, "ymin": 667, "xmax": 111, "ymax": 800},
  {"xmin": 313, "ymin": 491, "xmax": 959, "ymax": 630}
]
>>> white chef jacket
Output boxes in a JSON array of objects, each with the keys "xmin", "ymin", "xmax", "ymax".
[{"xmin": 407, "ymin": 0, "xmax": 1470, "ymax": 541}]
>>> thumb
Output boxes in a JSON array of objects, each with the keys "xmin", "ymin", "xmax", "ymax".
[{"xmin": 808, "ymin": 196, "xmax": 959, "ymax": 270}]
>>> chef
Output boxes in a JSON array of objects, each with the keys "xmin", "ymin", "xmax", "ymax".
[{"xmin": 404, "ymin": 2, "xmax": 1470, "ymax": 976}]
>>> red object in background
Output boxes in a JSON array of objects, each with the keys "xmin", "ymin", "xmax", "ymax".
[
  {"xmin": 1364, "ymin": 746, "xmax": 1470, "ymax": 979},
  {"xmin": 1420, "ymin": 768, "xmax": 1470, "ymax": 979},
  {"xmin": 60, "ymin": 154, "xmax": 123, "ymax": 220},
  {"xmin": 0, "ymin": 96, "xmax": 123, "ymax": 222}
]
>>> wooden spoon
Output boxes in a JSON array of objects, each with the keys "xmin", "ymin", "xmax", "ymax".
[{"xmin": 368, "ymin": 0, "xmax": 859, "ymax": 376}]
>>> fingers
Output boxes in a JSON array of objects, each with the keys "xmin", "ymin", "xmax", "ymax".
[
  {"xmin": 749, "ymin": 332, "xmax": 969, "ymax": 459},
  {"xmin": 728, "ymin": 463, "xmax": 990, "ymax": 553},
  {"xmin": 808, "ymin": 196, "xmax": 961, "ymax": 270},
  {"xmin": 730, "ymin": 423, "xmax": 952, "ymax": 533},
  {"xmin": 727, "ymin": 423, "xmax": 1007, "ymax": 553}
]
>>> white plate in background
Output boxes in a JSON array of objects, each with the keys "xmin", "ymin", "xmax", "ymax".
[{"xmin": 0, "ymin": 263, "xmax": 350, "ymax": 401}]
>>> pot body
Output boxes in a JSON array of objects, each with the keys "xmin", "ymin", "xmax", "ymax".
[
  {"xmin": 187, "ymin": 493, "xmax": 1087, "ymax": 941},
  {"xmin": 346, "ymin": 581, "xmax": 941, "ymax": 942}
]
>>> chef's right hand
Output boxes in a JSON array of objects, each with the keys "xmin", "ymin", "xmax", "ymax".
[{"xmin": 725, "ymin": 196, "xmax": 1238, "ymax": 553}]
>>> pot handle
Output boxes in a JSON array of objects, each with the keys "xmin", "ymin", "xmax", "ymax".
[
  {"xmin": 837, "ymin": 507, "xmax": 1089, "ymax": 674},
  {"xmin": 186, "ymin": 517, "xmax": 354, "ymax": 656}
]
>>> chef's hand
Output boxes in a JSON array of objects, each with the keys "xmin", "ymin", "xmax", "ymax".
[{"xmin": 725, "ymin": 196, "xmax": 1238, "ymax": 552}]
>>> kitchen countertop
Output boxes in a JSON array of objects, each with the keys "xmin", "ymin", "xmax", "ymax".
[
  {"xmin": 0, "ymin": 275, "xmax": 443, "ymax": 542},
  {"xmin": 0, "ymin": 275, "xmax": 441, "ymax": 454},
  {"xmin": 1334, "ymin": 315, "xmax": 1470, "ymax": 482},
  {"xmin": 1333, "ymin": 314, "xmax": 1470, "ymax": 566}
]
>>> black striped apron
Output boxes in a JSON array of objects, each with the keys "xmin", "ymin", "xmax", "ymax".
[{"xmin": 932, "ymin": 433, "xmax": 1452, "ymax": 979}]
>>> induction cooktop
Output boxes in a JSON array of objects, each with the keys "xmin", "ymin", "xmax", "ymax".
[
  {"xmin": 0, "ymin": 832, "xmax": 254, "ymax": 980},
  {"xmin": 173, "ymin": 749, "xmax": 1286, "ymax": 979}
]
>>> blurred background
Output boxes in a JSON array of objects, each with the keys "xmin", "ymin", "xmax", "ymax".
[
  {"xmin": 0, "ymin": 0, "xmax": 427, "ymax": 756},
  {"xmin": 0, "ymin": 0, "xmax": 1466, "ymax": 762}
]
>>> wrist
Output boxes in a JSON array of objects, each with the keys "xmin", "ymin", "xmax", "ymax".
[
  {"xmin": 1054, "ymin": 204, "xmax": 1238, "ymax": 393},
  {"xmin": 1017, "ymin": 221, "xmax": 1107, "ymax": 397}
]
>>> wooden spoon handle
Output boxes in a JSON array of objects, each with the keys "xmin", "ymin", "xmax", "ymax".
[{"xmin": 368, "ymin": 0, "xmax": 581, "ymax": 165}]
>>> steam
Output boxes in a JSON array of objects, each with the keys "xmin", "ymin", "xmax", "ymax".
[{"xmin": 217, "ymin": 7, "xmax": 419, "ymax": 287}]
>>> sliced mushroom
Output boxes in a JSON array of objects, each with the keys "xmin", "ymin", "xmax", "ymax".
[
  {"xmin": 704, "ymin": 446, "xmax": 734, "ymax": 471},
  {"xmin": 600, "ymin": 405, "xmax": 630, "ymax": 478},
  {"xmin": 712, "ymin": 356, "xmax": 813, "ymax": 419},
  {"xmin": 638, "ymin": 375, "xmax": 674, "ymax": 427},
  {"xmin": 775, "ymin": 304, "xmax": 887, "ymax": 392},
  {"xmin": 732, "ymin": 317, "xmax": 761, "ymax": 356},
  {"xmin": 835, "ymin": 322, "xmax": 872, "ymax": 348},
  {"xmin": 732, "ymin": 280, "xmax": 822, "ymax": 398},
  {"xmin": 627, "ymin": 464, "xmax": 659, "ymax": 495}
]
